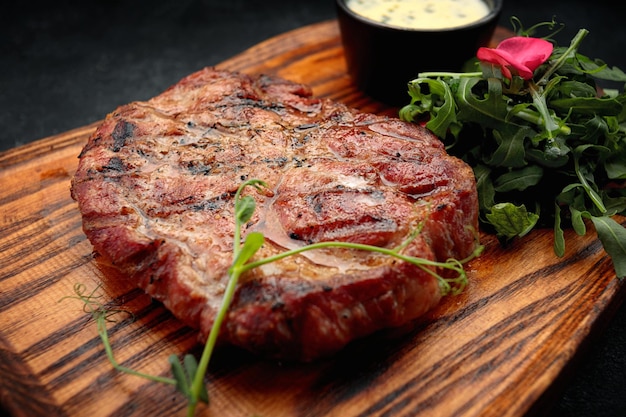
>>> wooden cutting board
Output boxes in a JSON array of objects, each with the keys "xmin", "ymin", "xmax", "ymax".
[{"xmin": 1, "ymin": 19, "xmax": 624, "ymax": 417}]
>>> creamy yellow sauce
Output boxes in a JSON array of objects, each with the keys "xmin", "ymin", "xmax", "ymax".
[{"xmin": 346, "ymin": 0, "xmax": 491, "ymax": 30}]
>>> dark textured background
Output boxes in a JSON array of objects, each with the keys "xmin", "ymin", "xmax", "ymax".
[{"xmin": 1, "ymin": 1, "xmax": 625, "ymax": 416}]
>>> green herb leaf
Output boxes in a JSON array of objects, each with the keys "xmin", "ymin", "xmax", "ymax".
[
  {"xmin": 169, "ymin": 355, "xmax": 191, "ymax": 398},
  {"xmin": 400, "ymin": 19, "xmax": 626, "ymax": 278},
  {"xmin": 493, "ymin": 165, "xmax": 543, "ymax": 192},
  {"xmin": 65, "ymin": 174, "xmax": 483, "ymax": 417},
  {"xmin": 183, "ymin": 355, "xmax": 208, "ymax": 403},
  {"xmin": 234, "ymin": 179, "xmax": 268, "ymax": 226},
  {"xmin": 473, "ymin": 164, "xmax": 496, "ymax": 212},
  {"xmin": 554, "ymin": 204, "xmax": 566, "ymax": 256},
  {"xmin": 588, "ymin": 215, "xmax": 626, "ymax": 278},
  {"xmin": 569, "ymin": 206, "xmax": 587, "ymax": 236},
  {"xmin": 486, "ymin": 127, "xmax": 533, "ymax": 168},
  {"xmin": 402, "ymin": 78, "xmax": 461, "ymax": 138},
  {"xmin": 235, "ymin": 195, "xmax": 256, "ymax": 224},
  {"xmin": 232, "ymin": 231, "xmax": 265, "ymax": 270},
  {"xmin": 167, "ymin": 354, "xmax": 209, "ymax": 404},
  {"xmin": 550, "ymin": 96, "xmax": 623, "ymax": 116},
  {"xmin": 485, "ymin": 202, "xmax": 539, "ymax": 239}
]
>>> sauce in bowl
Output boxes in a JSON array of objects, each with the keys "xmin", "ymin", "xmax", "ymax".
[{"xmin": 345, "ymin": 0, "xmax": 491, "ymax": 30}]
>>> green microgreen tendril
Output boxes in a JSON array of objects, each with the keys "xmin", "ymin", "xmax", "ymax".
[
  {"xmin": 241, "ymin": 240, "xmax": 481, "ymax": 296},
  {"xmin": 573, "ymin": 151, "xmax": 607, "ymax": 213},
  {"xmin": 184, "ymin": 179, "xmax": 268, "ymax": 416},
  {"xmin": 183, "ymin": 178, "xmax": 481, "ymax": 414},
  {"xmin": 63, "ymin": 178, "xmax": 480, "ymax": 417},
  {"xmin": 536, "ymin": 28, "xmax": 589, "ymax": 85},
  {"xmin": 418, "ymin": 71, "xmax": 482, "ymax": 79},
  {"xmin": 527, "ymin": 80, "xmax": 560, "ymax": 137},
  {"xmin": 59, "ymin": 283, "xmax": 177, "ymax": 386}
]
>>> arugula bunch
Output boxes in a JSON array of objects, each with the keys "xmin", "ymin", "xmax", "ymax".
[{"xmin": 399, "ymin": 18, "xmax": 626, "ymax": 278}]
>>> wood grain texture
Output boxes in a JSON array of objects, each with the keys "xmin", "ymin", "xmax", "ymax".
[{"xmin": 1, "ymin": 20, "xmax": 624, "ymax": 417}]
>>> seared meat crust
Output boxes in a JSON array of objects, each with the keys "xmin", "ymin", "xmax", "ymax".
[{"xmin": 71, "ymin": 68, "xmax": 478, "ymax": 361}]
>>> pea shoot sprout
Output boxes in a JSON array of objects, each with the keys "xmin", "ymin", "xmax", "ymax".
[{"xmin": 61, "ymin": 178, "xmax": 482, "ymax": 416}]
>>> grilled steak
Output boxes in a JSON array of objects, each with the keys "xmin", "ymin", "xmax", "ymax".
[{"xmin": 70, "ymin": 67, "xmax": 479, "ymax": 361}]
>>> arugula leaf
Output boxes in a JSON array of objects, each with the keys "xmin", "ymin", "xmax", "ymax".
[
  {"xmin": 486, "ymin": 127, "xmax": 533, "ymax": 168},
  {"xmin": 486, "ymin": 202, "xmax": 539, "ymax": 239},
  {"xmin": 554, "ymin": 204, "xmax": 566, "ymax": 256},
  {"xmin": 579, "ymin": 56, "xmax": 626, "ymax": 81},
  {"xmin": 550, "ymin": 96, "xmax": 623, "ymax": 116},
  {"xmin": 493, "ymin": 165, "xmax": 543, "ymax": 192},
  {"xmin": 401, "ymin": 78, "xmax": 461, "ymax": 139},
  {"xmin": 589, "ymin": 215, "xmax": 626, "ymax": 278},
  {"xmin": 401, "ymin": 20, "xmax": 626, "ymax": 278},
  {"xmin": 605, "ymin": 149, "xmax": 626, "ymax": 180},
  {"xmin": 569, "ymin": 206, "xmax": 587, "ymax": 236},
  {"xmin": 473, "ymin": 164, "xmax": 496, "ymax": 211}
]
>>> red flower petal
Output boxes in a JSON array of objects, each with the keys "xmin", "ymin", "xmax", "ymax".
[
  {"xmin": 477, "ymin": 37, "xmax": 553, "ymax": 80},
  {"xmin": 476, "ymin": 47, "xmax": 517, "ymax": 79}
]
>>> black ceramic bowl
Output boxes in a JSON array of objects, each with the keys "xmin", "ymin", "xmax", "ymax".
[{"xmin": 336, "ymin": 0, "xmax": 502, "ymax": 106}]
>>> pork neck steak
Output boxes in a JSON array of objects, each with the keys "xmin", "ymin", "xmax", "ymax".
[{"xmin": 70, "ymin": 67, "xmax": 479, "ymax": 361}]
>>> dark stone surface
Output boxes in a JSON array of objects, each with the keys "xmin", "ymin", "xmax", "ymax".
[{"xmin": 1, "ymin": 1, "xmax": 625, "ymax": 416}]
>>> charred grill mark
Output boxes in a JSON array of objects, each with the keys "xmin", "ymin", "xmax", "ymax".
[
  {"xmin": 293, "ymin": 157, "xmax": 306, "ymax": 168},
  {"xmin": 202, "ymin": 124, "xmax": 227, "ymax": 141},
  {"xmin": 78, "ymin": 135, "xmax": 102, "ymax": 158},
  {"xmin": 191, "ymin": 142, "xmax": 209, "ymax": 150},
  {"xmin": 291, "ymin": 124, "xmax": 319, "ymax": 148},
  {"xmin": 234, "ymin": 98, "xmax": 287, "ymax": 113},
  {"xmin": 290, "ymin": 133, "xmax": 312, "ymax": 149},
  {"xmin": 186, "ymin": 160, "xmax": 212, "ymax": 176},
  {"xmin": 175, "ymin": 195, "xmax": 196, "ymax": 205},
  {"xmin": 111, "ymin": 120, "xmax": 136, "ymax": 152},
  {"xmin": 191, "ymin": 192, "xmax": 231, "ymax": 212},
  {"xmin": 102, "ymin": 156, "xmax": 125, "ymax": 172},
  {"xmin": 262, "ymin": 156, "xmax": 289, "ymax": 168},
  {"xmin": 288, "ymin": 227, "xmax": 314, "ymax": 244},
  {"xmin": 295, "ymin": 123, "xmax": 319, "ymax": 131},
  {"xmin": 366, "ymin": 189, "xmax": 385, "ymax": 200},
  {"xmin": 307, "ymin": 194, "xmax": 325, "ymax": 214}
]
